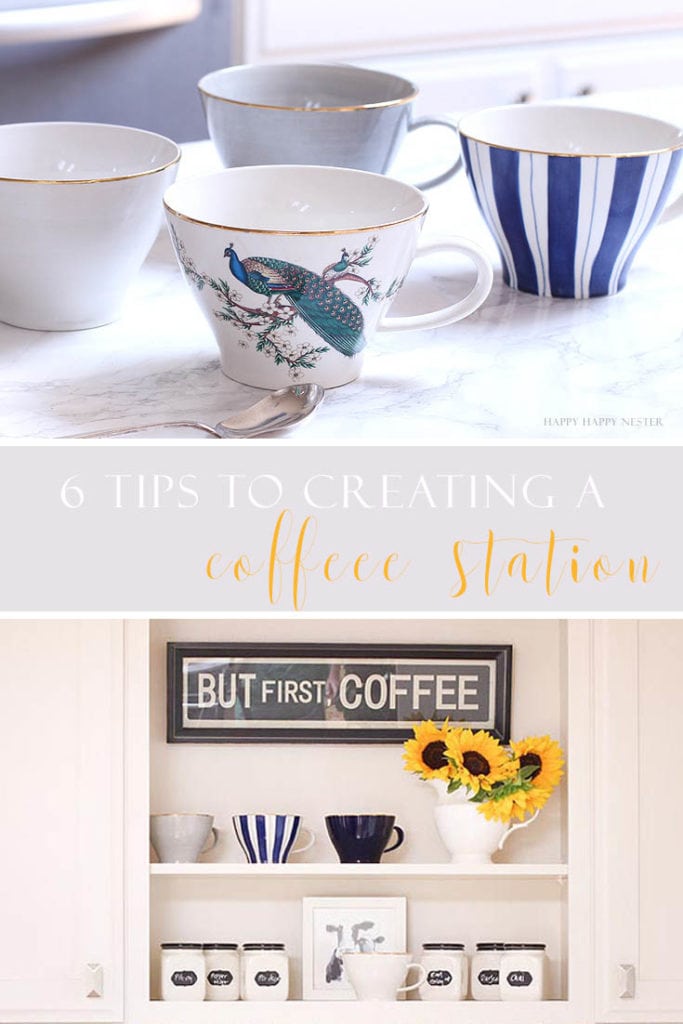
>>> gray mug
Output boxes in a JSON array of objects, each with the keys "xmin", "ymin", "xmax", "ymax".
[
  {"xmin": 198, "ymin": 62, "xmax": 461, "ymax": 190},
  {"xmin": 150, "ymin": 813, "xmax": 219, "ymax": 863}
]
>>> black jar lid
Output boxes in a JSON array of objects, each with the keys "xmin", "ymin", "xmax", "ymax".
[
  {"xmin": 476, "ymin": 942, "xmax": 505, "ymax": 950},
  {"xmin": 161, "ymin": 943, "xmax": 202, "ymax": 949},
  {"xmin": 242, "ymin": 943, "xmax": 285, "ymax": 951},
  {"xmin": 503, "ymin": 943, "xmax": 546, "ymax": 950},
  {"xmin": 422, "ymin": 943, "xmax": 465, "ymax": 950},
  {"xmin": 202, "ymin": 943, "xmax": 239, "ymax": 950}
]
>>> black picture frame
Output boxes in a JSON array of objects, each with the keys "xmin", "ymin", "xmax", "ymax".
[{"xmin": 167, "ymin": 642, "xmax": 512, "ymax": 744}]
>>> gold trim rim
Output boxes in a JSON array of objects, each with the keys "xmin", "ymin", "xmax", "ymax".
[
  {"xmin": 198, "ymin": 85, "xmax": 417, "ymax": 113},
  {"xmin": 0, "ymin": 121, "xmax": 181, "ymax": 184},
  {"xmin": 458, "ymin": 105, "xmax": 683, "ymax": 159},
  {"xmin": 459, "ymin": 130, "xmax": 683, "ymax": 159},
  {"xmin": 197, "ymin": 64, "xmax": 417, "ymax": 113},
  {"xmin": 163, "ymin": 199, "xmax": 428, "ymax": 236}
]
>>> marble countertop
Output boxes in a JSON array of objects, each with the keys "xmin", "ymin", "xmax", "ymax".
[{"xmin": 1, "ymin": 89, "xmax": 681, "ymax": 441}]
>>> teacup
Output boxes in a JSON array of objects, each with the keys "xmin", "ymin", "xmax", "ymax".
[
  {"xmin": 164, "ymin": 165, "xmax": 493, "ymax": 389},
  {"xmin": 325, "ymin": 814, "xmax": 405, "ymax": 863},
  {"xmin": 199, "ymin": 63, "xmax": 460, "ymax": 190},
  {"xmin": 458, "ymin": 103, "xmax": 683, "ymax": 298},
  {"xmin": 150, "ymin": 813, "xmax": 218, "ymax": 863},
  {"xmin": 0, "ymin": 121, "xmax": 180, "ymax": 330},
  {"xmin": 232, "ymin": 814, "xmax": 315, "ymax": 864},
  {"xmin": 343, "ymin": 952, "xmax": 426, "ymax": 1001}
]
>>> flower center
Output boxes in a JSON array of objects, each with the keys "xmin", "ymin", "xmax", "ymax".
[
  {"xmin": 520, "ymin": 752, "xmax": 543, "ymax": 779},
  {"xmin": 462, "ymin": 750, "xmax": 491, "ymax": 776},
  {"xmin": 422, "ymin": 740, "xmax": 448, "ymax": 770}
]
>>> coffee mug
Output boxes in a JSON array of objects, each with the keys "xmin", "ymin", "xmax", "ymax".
[
  {"xmin": 199, "ymin": 63, "xmax": 460, "ymax": 190},
  {"xmin": 150, "ymin": 813, "xmax": 218, "ymax": 863},
  {"xmin": 0, "ymin": 121, "xmax": 180, "ymax": 330},
  {"xmin": 232, "ymin": 814, "xmax": 315, "ymax": 864},
  {"xmin": 343, "ymin": 953, "xmax": 427, "ymax": 1001},
  {"xmin": 164, "ymin": 165, "xmax": 493, "ymax": 389},
  {"xmin": 325, "ymin": 814, "xmax": 405, "ymax": 863},
  {"xmin": 458, "ymin": 103, "xmax": 683, "ymax": 299}
]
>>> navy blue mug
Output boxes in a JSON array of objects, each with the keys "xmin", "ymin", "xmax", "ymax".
[{"xmin": 325, "ymin": 814, "xmax": 405, "ymax": 864}]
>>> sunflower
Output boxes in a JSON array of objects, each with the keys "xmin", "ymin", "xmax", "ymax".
[
  {"xmin": 403, "ymin": 720, "xmax": 453, "ymax": 781},
  {"xmin": 444, "ymin": 728, "xmax": 515, "ymax": 794},
  {"xmin": 512, "ymin": 735, "xmax": 564, "ymax": 792},
  {"xmin": 478, "ymin": 789, "xmax": 532, "ymax": 823}
]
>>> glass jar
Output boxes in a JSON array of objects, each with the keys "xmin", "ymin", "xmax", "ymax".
[
  {"xmin": 500, "ymin": 943, "xmax": 547, "ymax": 1001},
  {"xmin": 471, "ymin": 942, "xmax": 505, "ymax": 1000},
  {"xmin": 241, "ymin": 943, "xmax": 289, "ymax": 1001},
  {"xmin": 418, "ymin": 943, "xmax": 468, "ymax": 1001},
  {"xmin": 203, "ymin": 943, "xmax": 240, "ymax": 1001},
  {"xmin": 160, "ymin": 943, "xmax": 205, "ymax": 1001}
]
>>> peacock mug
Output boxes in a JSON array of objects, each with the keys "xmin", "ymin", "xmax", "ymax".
[
  {"xmin": 164, "ymin": 165, "xmax": 493, "ymax": 389},
  {"xmin": 199, "ymin": 63, "xmax": 461, "ymax": 191}
]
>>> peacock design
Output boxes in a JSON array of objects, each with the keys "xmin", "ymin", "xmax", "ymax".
[{"xmin": 171, "ymin": 226, "xmax": 403, "ymax": 379}]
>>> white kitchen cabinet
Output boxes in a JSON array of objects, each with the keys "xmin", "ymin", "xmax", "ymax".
[
  {"xmin": 592, "ymin": 621, "xmax": 683, "ymax": 1023},
  {"xmin": 120, "ymin": 617, "xmax": 594, "ymax": 1024},
  {"xmin": 233, "ymin": 0, "xmax": 683, "ymax": 61},
  {"xmin": 232, "ymin": 1, "xmax": 683, "ymax": 110},
  {"xmin": 0, "ymin": 620, "xmax": 124, "ymax": 1022}
]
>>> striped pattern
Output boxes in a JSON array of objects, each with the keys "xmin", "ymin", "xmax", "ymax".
[
  {"xmin": 233, "ymin": 814, "xmax": 301, "ymax": 864},
  {"xmin": 461, "ymin": 136, "xmax": 682, "ymax": 298}
]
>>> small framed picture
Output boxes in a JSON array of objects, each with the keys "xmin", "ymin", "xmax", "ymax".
[{"xmin": 302, "ymin": 896, "xmax": 407, "ymax": 1001}]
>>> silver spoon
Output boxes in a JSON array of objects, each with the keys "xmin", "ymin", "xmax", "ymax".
[{"xmin": 65, "ymin": 384, "xmax": 324, "ymax": 439}]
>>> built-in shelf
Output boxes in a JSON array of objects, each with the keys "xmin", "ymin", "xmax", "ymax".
[
  {"xmin": 144, "ymin": 999, "xmax": 572, "ymax": 1024},
  {"xmin": 150, "ymin": 862, "xmax": 568, "ymax": 880}
]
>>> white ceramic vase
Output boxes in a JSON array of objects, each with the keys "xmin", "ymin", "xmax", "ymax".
[{"xmin": 429, "ymin": 780, "xmax": 539, "ymax": 865}]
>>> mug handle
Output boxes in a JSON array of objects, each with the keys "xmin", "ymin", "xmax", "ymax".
[
  {"xmin": 659, "ymin": 192, "xmax": 683, "ymax": 224},
  {"xmin": 202, "ymin": 827, "xmax": 219, "ymax": 854},
  {"xmin": 384, "ymin": 825, "xmax": 405, "ymax": 854},
  {"xmin": 291, "ymin": 826, "xmax": 315, "ymax": 855},
  {"xmin": 408, "ymin": 116, "xmax": 462, "ymax": 190},
  {"xmin": 397, "ymin": 963, "xmax": 428, "ymax": 993},
  {"xmin": 377, "ymin": 236, "xmax": 493, "ymax": 334}
]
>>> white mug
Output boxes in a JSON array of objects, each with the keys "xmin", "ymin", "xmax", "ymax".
[
  {"xmin": 150, "ymin": 813, "xmax": 219, "ymax": 863},
  {"xmin": 0, "ymin": 121, "xmax": 180, "ymax": 331},
  {"xmin": 164, "ymin": 164, "xmax": 493, "ymax": 389},
  {"xmin": 342, "ymin": 952, "xmax": 427, "ymax": 1001}
]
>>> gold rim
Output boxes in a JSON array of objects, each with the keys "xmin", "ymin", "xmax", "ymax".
[
  {"xmin": 458, "ymin": 107, "xmax": 683, "ymax": 158},
  {"xmin": 151, "ymin": 812, "xmax": 213, "ymax": 818},
  {"xmin": 163, "ymin": 200, "xmax": 428, "ymax": 236},
  {"xmin": 459, "ymin": 129, "xmax": 683, "ymax": 159},
  {"xmin": 198, "ymin": 84, "xmax": 417, "ymax": 112},
  {"xmin": 0, "ymin": 150, "xmax": 181, "ymax": 185},
  {"xmin": 0, "ymin": 122, "xmax": 181, "ymax": 183}
]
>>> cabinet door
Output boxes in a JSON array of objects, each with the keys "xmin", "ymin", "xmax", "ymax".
[
  {"xmin": 594, "ymin": 621, "xmax": 683, "ymax": 1022},
  {"xmin": 0, "ymin": 621, "xmax": 124, "ymax": 1021}
]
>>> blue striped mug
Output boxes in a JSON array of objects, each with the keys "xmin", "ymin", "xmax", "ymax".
[
  {"xmin": 458, "ymin": 103, "xmax": 683, "ymax": 299},
  {"xmin": 232, "ymin": 813, "xmax": 315, "ymax": 864}
]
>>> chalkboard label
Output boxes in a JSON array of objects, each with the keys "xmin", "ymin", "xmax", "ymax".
[
  {"xmin": 208, "ymin": 969, "xmax": 233, "ymax": 987},
  {"xmin": 507, "ymin": 970, "xmax": 533, "ymax": 987},
  {"xmin": 478, "ymin": 969, "xmax": 499, "ymax": 986},
  {"xmin": 427, "ymin": 969, "xmax": 453, "ymax": 987},
  {"xmin": 255, "ymin": 970, "xmax": 281, "ymax": 987},
  {"xmin": 171, "ymin": 970, "xmax": 198, "ymax": 987}
]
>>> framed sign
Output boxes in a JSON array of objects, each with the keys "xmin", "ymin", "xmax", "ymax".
[
  {"xmin": 167, "ymin": 642, "xmax": 512, "ymax": 744},
  {"xmin": 302, "ymin": 896, "xmax": 407, "ymax": 1000}
]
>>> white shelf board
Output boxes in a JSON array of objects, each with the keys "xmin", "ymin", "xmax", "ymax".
[
  {"xmin": 150, "ymin": 862, "xmax": 568, "ymax": 879},
  {"xmin": 144, "ymin": 999, "xmax": 572, "ymax": 1024}
]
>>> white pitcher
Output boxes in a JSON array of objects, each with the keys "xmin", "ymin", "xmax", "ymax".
[{"xmin": 430, "ymin": 781, "xmax": 538, "ymax": 865}]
